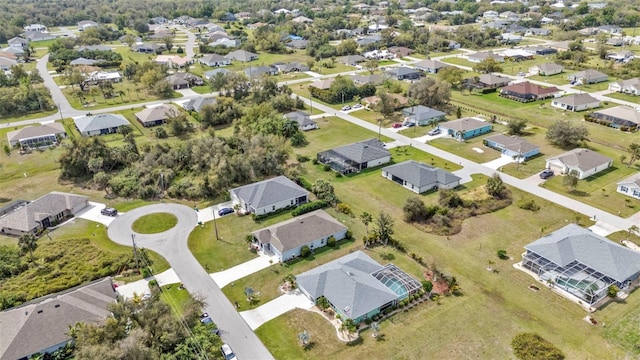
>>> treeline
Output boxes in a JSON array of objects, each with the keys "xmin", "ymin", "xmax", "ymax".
[
  {"xmin": 309, "ymin": 75, "xmax": 375, "ymax": 104},
  {"xmin": 0, "ymin": 84, "xmax": 53, "ymax": 117},
  {"xmin": 49, "ymin": 49, "xmax": 123, "ymax": 67}
]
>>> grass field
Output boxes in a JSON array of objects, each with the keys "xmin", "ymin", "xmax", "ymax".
[
  {"xmin": 604, "ymin": 92, "xmax": 639, "ymax": 103},
  {"xmin": 160, "ymin": 284, "xmax": 193, "ymax": 317},
  {"xmin": 132, "ymin": 213, "xmax": 178, "ymax": 234}
]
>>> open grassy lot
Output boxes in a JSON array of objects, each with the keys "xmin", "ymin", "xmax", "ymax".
[
  {"xmin": 61, "ymin": 80, "xmax": 182, "ymax": 110},
  {"xmin": 603, "ymin": 92, "xmax": 639, "ymax": 103},
  {"xmin": 528, "ymin": 72, "xmax": 569, "ymax": 85},
  {"xmin": 132, "ymin": 213, "xmax": 178, "ymax": 234},
  {"xmin": 441, "ymin": 56, "xmax": 476, "ymax": 69},
  {"xmin": 500, "ymin": 56, "xmax": 559, "ymax": 76},
  {"xmin": 539, "ymin": 143, "xmax": 640, "ymax": 217},
  {"xmin": 160, "ymin": 284, "xmax": 193, "ymax": 317},
  {"xmin": 349, "ymin": 108, "xmax": 403, "ymax": 127}
]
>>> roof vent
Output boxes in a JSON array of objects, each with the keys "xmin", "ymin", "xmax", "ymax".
[
  {"xmin": 54, "ymin": 304, "xmax": 60, "ymax": 308},
  {"xmin": 37, "ymin": 310, "xmax": 43, "ymax": 314}
]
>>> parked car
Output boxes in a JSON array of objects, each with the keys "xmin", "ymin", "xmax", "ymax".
[
  {"xmin": 392, "ymin": 122, "xmax": 403, "ymax": 128},
  {"xmin": 220, "ymin": 344, "xmax": 237, "ymax": 360},
  {"xmin": 101, "ymin": 207, "xmax": 118, "ymax": 216},
  {"xmin": 200, "ymin": 316, "xmax": 220, "ymax": 335},
  {"xmin": 518, "ymin": 71, "xmax": 525, "ymax": 76},
  {"xmin": 539, "ymin": 169, "xmax": 554, "ymax": 179},
  {"xmin": 341, "ymin": 105, "xmax": 352, "ymax": 111},
  {"xmin": 353, "ymin": 103, "xmax": 363, "ymax": 109},
  {"xmin": 218, "ymin": 207, "xmax": 234, "ymax": 216},
  {"xmin": 403, "ymin": 122, "xmax": 415, "ymax": 127},
  {"xmin": 427, "ymin": 128, "xmax": 441, "ymax": 136}
]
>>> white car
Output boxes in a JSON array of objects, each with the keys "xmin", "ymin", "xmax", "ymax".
[
  {"xmin": 353, "ymin": 103, "xmax": 363, "ymax": 109},
  {"xmin": 341, "ymin": 105, "xmax": 352, "ymax": 111},
  {"xmin": 220, "ymin": 344, "xmax": 237, "ymax": 360}
]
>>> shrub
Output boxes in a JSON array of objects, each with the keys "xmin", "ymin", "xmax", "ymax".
[
  {"xmin": 297, "ymin": 177, "xmax": 313, "ymax": 191},
  {"xmin": 323, "ymin": 164, "xmax": 331, "ymax": 171},
  {"xmin": 300, "ymin": 245, "xmax": 311, "ymax": 258},
  {"xmin": 296, "ymin": 154, "xmax": 310, "ymax": 163},
  {"xmin": 291, "ymin": 200, "xmax": 328, "ymax": 216},
  {"xmin": 497, "ymin": 249, "xmax": 508, "ymax": 260},
  {"xmin": 608, "ymin": 284, "xmax": 619, "ymax": 298},
  {"xmin": 335, "ymin": 172, "xmax": 342, "ymax": 178},
  {"xmin": 327, "ymin": 235, "xmax": 336, "ymax": 247},
  {"xmin": 148, "ymin": 279, "xmax": 158, "ymax": 288},
  {"xmin": 336, "ymin": 203, "xmax": 353, "ymax": 216},
  {"xmin": 312, "ymin": 158, "xmax": 319, "ymax": 165},
  {"xmin": 422, "ymin": 280, "xmax": 433, "ymax": 292},
  {"xmin": 511, "ymin": 333, "xmax": 565, "ymax": 360},
  {"xmin": 141, "ymin": 267, "xmax": 152, "ymax": 278},
  {"xmin": 517, "ymin": 198, "xmax": 540, "ymax": 211}
]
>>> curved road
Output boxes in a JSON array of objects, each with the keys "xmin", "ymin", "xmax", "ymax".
[{"xmin": 108, "ymin": 204, "xmax": 274, "ymax": 360}]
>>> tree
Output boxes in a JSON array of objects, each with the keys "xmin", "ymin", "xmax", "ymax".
[
  {"xmin": 497, "ymin": 249, "xmax": 508, "ymax": 259},
  {"xmin": 485, "ymin": 173, "xmax": 506, "ymax": 199},
  {"xmin": 422, "ymin": 280, "xmax": 433, "ymax": 293},
  {"xmin": 627, "ymin": 143, "xmax": 640, "ymax": 168},
  {"xmin": 511, "ymin": 333, "xmax": 565, "ymax": 360},
  {"xmin": 473, "ymin": 58, "xmax": 503, "ymax": 74},
  {"xmin": 117, "ymin": 125, "xmax": 133, "ymax": 138},
  {"xmin": 373, "ymin": 212, "xmax": 394, "ymax": 246},
  {"xmin": 407, "ymin": 77, "xmax": 451, "ymax": 108},
  {"xmin": 546, "ymin": 120, "xmax": 588, "ymax": 149},
  {"xmin": 3, "ymin": 144, "xmax": 10, "ymax": 156},
  {"xmin": 297, "ymin": 330, "xmax": 310, "ymax": 347},
  {"xmin": 375, "ymin": 91, "xmax": 398, "ymax": 117},
  {"xmin": 311, "ymin": 179, "xmax": 338, "ymax": 205},
  {"xmin": 456, "ymin": 106, "xmax": 462, "ymax": 119},
  {"xmin": 607, "ymin": 284, "xmax": 619, "ymax": 298},
  {"xmin": 507, "ymin": 119, "xmax": 527, "ymax": 136},
  {"xmin": 18, "ymin": 233, "xmax": 37, "ymax": 261},
  {"xmin": 364, "ymin": 58, "xmax": 379, "ymax": 74},
  {"xmin": 437, "ymin": 67, "xmax": 464, "ymax": 88},
  {"xmin": 360, "ymin": 212, "xmax": 373, "ymax": 234},
  {"xmin": 563, "ymin": 172, "xmax": 579, "ymax": 192}
]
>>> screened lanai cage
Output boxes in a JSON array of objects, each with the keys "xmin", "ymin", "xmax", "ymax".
[
  {"xmin": 372, "ymin": 264, "xmax": 422, "ymax": 301},
  {"xmin": 522, "ymin": 251, "xmax": 626, "ymax": 306}
]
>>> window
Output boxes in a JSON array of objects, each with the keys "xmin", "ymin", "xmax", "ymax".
[
  {"xmin": 272, "ymin": 205, "xmax": 276, "ymax": 210},
  {"xmin": 620, "ymin": 186, "xmax": 628, "ymax": 193},
  {"xmin": 633, "ymin": 190, "xmax": 640, "ymax": 197}
]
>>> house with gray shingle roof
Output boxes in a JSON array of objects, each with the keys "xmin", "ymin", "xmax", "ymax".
[
  {"xmin": 0, "ymin": 277, "xmax": 116, "ymax": 359},
  {"xmin": 135, "ymin": 104, "xmax": 179, "ymax": 127},
  {"xmin": 284, "ymin": 110, "xmax": 317, "ymax": 131},
  {"xmin": 252, "ymin": 210, "xmax": 346, "ymax": 262},
  {"xmin": 337, "ymin": 55, "xmax": 365, "ymax": 66},
  {"xmin": 7, "ymin": 123, "xmax": 67, "ymax": 148},
  {"xmin": 545, "ymin": 148, "xmax": 612, "ymax": 179},
  {"xmin": 402, "ymin": 105, "xmax": 446, "ymax": 126},
  {"xmin": 551, "ymin": 93, "xmax": 600, "ymax": 112},
  {"xmin": 467, "ymin": 51, "xmax": 504, "ymax": 63},
  {"xmin": 0, "ymin": 192, "xmax": 88, "ymax": 236},
  {"xmin": 296, "ymin": 251, "xmax": 421, "ymax": 323},
  {"xmin": 483, "ymin": 134, "xmax": 540, "ymax": 160},
  {"xmin": 199, "ymin": 53, "xmax": 230, "ymax": 67},
  {"xmin": 182, "ymin": 96, "xmax": 215, "ymax": 112},
  {"xmin": 229, "ymin": 176, "xmax": 309, "ymax": 215},
  {"xmin": 567, "ymin": 69, "xmax": 608, "ymax": 84},
  {"xmin": 608, "ymin": 78, "xmax": 640, "ymax": 95},
  {"xmin": 382, "ymin": 160, "xmax": 461, "ymax": 193},
  {"xmin": 438, "ymin": 117, "xmax": 492, "ymax": 140},
  {"xmin": 73, "ymin": 113, "xmax": 129, "ymax": 137},
  {"xmin": 225, "ymin": 49, "xmax": 258, "ymax": 62},
  {"xmin": 414, "ymin": 59, "xmax": 450, "ymax": 74},
  {"xmin": 590, "ymin": 106, "xmax": 640, "ymax": 130},
  {"xmin": 521, "ymin": 224, "xmax": 640, "ymax": 307},
  {"xmin": 317, "ymin": 138, "xmax": 391, "ymax": 174},
  {"xmin": 529, "ymin": 62, "xmax": 564, "ymax": 76}
]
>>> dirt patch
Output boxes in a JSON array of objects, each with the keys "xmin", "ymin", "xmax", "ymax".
[{"xmin": 424, "ymin": 270, "xmax": 449, "ymax": 295}]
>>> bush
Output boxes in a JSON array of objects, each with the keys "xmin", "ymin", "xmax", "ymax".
[
  {"xmin": 141, "ymin": 267, "xmax": 152, "ymax": 278},
  {"xmin": 327, "ymin": 235, "xmax": 336, "ymax": 247},
  {"xmin": 300, "ymin": 245, "xmax": 311, "ymax": 258},
  {"xmin": 517, "ymin": 198, "xmax": 540, "ymax": 211},
  {"xmin": 297, "ymin": 177, "xmax": 313, "ymax": 191},
  {"xmin": 512, "ymin": 333, "xmax": 564, "ymax": 360},
  {"xmin": 148, "ymin": 280, "xmax": 158, "ymax": 288},
  {"xmin": 291, "ymin": 200, "xmax": 328, "ymax": 216},
  {"xmin": 296, "ymin": 154, "xmax": 310, "ymax": 163},
  {"xmin": 422, "ymin": 280, "xmax": 433, "ymax": 293},
  {"xmin": 312, "ymin": 158, "xmax": 319, "ymax": 165},
  {"xmin": 497, "ymin": 249, "xmax": 508, "ymax": 260},
  {"xmin": 336, "ymin": 203, "xmax": 353, "ymax": 216},
  {"xmin": 335, "ymin": 172, "xmax": 342, "ymax": 178},
  {"xmin": 323, "ymin": 164, "xmax": 331, "ymax": 171},
  {"xmin": 345, "ymin": 230, "xmax": 352, "ymax": 240}
]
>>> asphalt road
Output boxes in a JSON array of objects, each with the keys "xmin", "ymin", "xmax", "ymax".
[{"xmin": 108, "ymin": 204, "xmax": 274, "ymax": 360}]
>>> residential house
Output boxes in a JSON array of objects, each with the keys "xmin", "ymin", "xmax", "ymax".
[
  {"xmin": 199, "ymin": 54, "xmax": 230, "ymax": 67},
  {"xmin": 151, "ymin": 16, "xmax": 169, "ymax": 24},
  {"xmin": 226, "ymin": 49, "xmax": 258, "ymax": 62},
  {"xmin": 608, "ymin": 78, "xmax": 640, "ymax": 95},
  {"xmin": 0, "ymin": 192, "xmax": 89, "ymax": 236},
  {"xmin": 286, "ymin": 39, "xmax": 309, "ymax": 49},
  {"xmin": 0, "ymin": 56, "xmax": 18, "ymax": 71},
  {"xmin": 381, "ymin": 160, "xmax": 461, "ymax": 193},
  {"xmin": 148, "ymin": 29, "xmax": 173, "ymax": 41},
  {"xmin": 284, "ymin": 111, "xmax": 317, "ymax": 131},
  {"xmin": 350, "ymin": 74, "xmax": 383, "ymax": 86},
  {"xmin": 477, "ymin": 74, "xmax": 511, "ymax": 88},
  {"xmin": 549, "ymin": 40, "xmax": 572, "ymax": 52},
  {"xmin": 617, "ymin": 175, "xmax": 640, "ymax": 200},
  {"xmin": 245, "ymin": 66, "xmax": 278, "ymax": 78},
  {"xmin": 272, "ymin": 62, "xmax": 310, "ymax": 74},
  {"xmin": 252, "ymin": 210, "xmax": 346, "ymax": 262},
  {"xmin": 132, "ymin": 43, "xmax": 165, "ymax": 53},
  {"xmin": 182, "ymin": 96, "xmax": 215, "ymax": 112},
  {"xmin": 483, "ymin": 10, "xmax": 499, "ymax": 19},
  {"xmin": 438, "ymin": 117, "xmax": 492, "ymax": 140},
  {"xmin": 77, "ymin": 45, "xmax": 112, "ymax": 52},
  {"xmin": 8, "ymin": 37, "xmax": 28, "ymax": 49},
  {"xmin": 551, "ymin": 93, "xmax": 600, "ymax": 112},
  {"xmin": 402, "ymin": 105, "xmax": 446, "ymax": 126},
  {"xmin": 499, "ymin": 82, "xmax": 560, "ymax": 102},
  {"xmin": 337, "ymin": 55, "xmax": 365, "ymax": 66},
  {"xmin": 526, "ymin": 28, "xmax": 551, "ymax": 36},
  {"xmin": 154, "ymin": 55, "xmax": 192, "ymax": 69},
  {"xmin": 388, "ymin": 46, "xmax": 413, "ymax": 58},
  {"xmin": 208, "ymin": 38, "xmax": 241, "ymax": 48},
  {"xmin": 414, "ymin": 59, "xmax": 450, "ymax": 74},
  {"xmin": 362, "ymin": 93, "xmax": 407, "ymax": 110},
  {"xmin": 567, "ymin": 69, "xmax": 608, "ymax": 84},
  {"xmin": 483, "ymin": 134, "xmax": 540, "ymax": 161},
  {"xmin": 70, "ymin": 57, "xmax": 98, "ymax": 66},
  {"xmin": 529, "ymin": 62, "xmax": 564, "ymax": 76},
  {"xmin": 83, "ymin": 71, "xmax": 121, "ymax": 85},
  {"xmin": 23, "ymin": 24, "xmax": 47, "ymax": 32},
  {"xmin": 501, "ymin": 33, "xmax": 523, "ymax": 44},
  {"xmin": 385, "ymin": 66, "xmax": 422, "ymax": 81},
  {"xmin": 363, "ymin": 49, "xmax": 393, "ymax": 60},
  {"xmin": 545, "ymin": 148, "xmax": 612, "ymax": 179},
  {"xmin": 135, "ymin": 104, "xmax": 179, "ymax": 127},
  {"xmin": 589, "ymin": 106, "xmax": 640, "ymax": 130},
  {"xmin": 520, "ymin": 224, "xmax": 640, "ymax": 307},
  {"xmin": 24, "ymin": 31, "xmax": 56, "ymax": 42},
  {"xmin": 296, "ymin": 251, "xmax": 422, "ymax": 324},
  {"xmin": 7, "ymin": 123, "xmax": 66, "ymax": 149},
  {"xmin": 78, "ymin": 20, "xmax": 98, "ymax": 31},
  {"xmin": 74, "ymin": 114, "xmax": 129, "ymax": 137},
  {"xmin": 229, "ymin": 175, "xmax": 309, "ymax": 215},
  {"xmin": 292, "ymin": 16, "xmax": 314, "ymax": 24},
  {"xmin": 203, "ymin": 68, "xmax": 230, "ymax": 80},
  {"xmin": 606, "ymin": 50, "xmax": 634, "ymax": 63},
  {"xmin": 607, "ymin": 37, "xmax": 624, "ymax": 47},
  {"xmin": 499, "ymin": 48, "xmax": 535, "ymax": 61},
  {"xmin": 309, "ymin": 78, "xmax": 335, "ymax": 90},
  {"xmin": 317, "ymin": 138, "xmax": 391, "ymax": 174},
  {"xmin": 166, "ymin": 73, "xmax": 203, "ymax": 89},
  {"xmin": 0, "ymin": 46, "xmax": 24, "ymax": 58},
  {"xmin": 529, "ymin": 46, "xmax": 557, "ymax": 55},
  {"xmin": 0, "ymin": 278, "xmax": 116, "ymax": 359},
  {"xmin": 467, "ymin": 51, "xmax": 504, "ymax": 63},
  {"xmin": 356, "ymin": 35, "xmax": 382, "ymax": 47},
  {"xmin": 598, "ymin": 25, "xmax": 623, "ymax": 35}
]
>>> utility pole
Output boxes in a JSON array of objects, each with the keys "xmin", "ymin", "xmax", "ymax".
[
  {"xmin": 213, "ymin": 209, "xmax": 219, "ymax": 240},
  {"xmin": 58, "ymin": 103, "xmax": 64, "ymax": 122},
  {"xmin": 131, "ymin": 234, "xmax": 140, "ymax": 274}
]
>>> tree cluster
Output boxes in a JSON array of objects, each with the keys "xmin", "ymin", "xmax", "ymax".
[
  {"xmin": 511, "ymin": 333, "xmax": 565, "ymax": 360},
  {"xmin": 49, "ymin": 48, "xmax": 123, "ymax": 68},
  {"xmin": 309, "ymin": 75, "xmax": 375, "ymax": 104},
  {"xmin": 546, "ymin": 120, "xmax": 589, "ymax": 149},
  {"xmin": 407, "ymin": 77, "xmax": 451, "ymax": 109}
]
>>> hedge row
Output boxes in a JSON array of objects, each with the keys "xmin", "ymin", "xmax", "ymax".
[{"xmin": 291, "ymin": 200, "xmax": 328, "ymax": 216}]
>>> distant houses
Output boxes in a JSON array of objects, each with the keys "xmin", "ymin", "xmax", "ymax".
[
  {"xmin": 317, "ymin": 139, "xmax": 391, "ymax": 174},
  {"xmin": 381, "ymin": 160, "xmax": 461, "ymax": 193},
  {"xmin": 545, "ymin": 148, "xmax": 612, "ymax": 179}
]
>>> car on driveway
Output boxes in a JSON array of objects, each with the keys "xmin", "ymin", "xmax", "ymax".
[
  {"xmin": 341, "ymin": 105, "xmax": 351, "ymax": 111},
  {"xmin": 220, "ymin": 344, "xmax": 237, "ymax": 360},
  {"xmin": 392, "ymin": 122, "xmax": 402, "ymax": 128},
  {"xmin": 101, "ymin": 207, "xmax": 118, "ymax": 216},
  {"xmin": 427, "ymin": 128, "xmax": 441, "ymax": 136},
  {"xmin": 539, "ymin": 169, "xmax": 554, "ymax": 179},
  {"xmin": 353, "ymin": 103, "xmax": 363, "ymax": 109},
  {"xmin": 218, "ymin": 207, "xmax": 234, "ymax": 216},
  {"xmin": 403, "ymin": 122, "xmax": 415, "ymax": 127}
]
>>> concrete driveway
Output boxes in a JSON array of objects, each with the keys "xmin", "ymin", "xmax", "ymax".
[
  {"xmin": 195, "ymin": 201, "xmax": 234, "ymax": 223},
  {"xmin": 76, "ymin": 202, "xmax": 119, "ymax": 226},
  {"xmin": 107, "ymin": 203, "xmax": 274, "ymax": 360},
  {"xmin": 240, "ymin": 290, "xmax": 314, "ymax": 330}
]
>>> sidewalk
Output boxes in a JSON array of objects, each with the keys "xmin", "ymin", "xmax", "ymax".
[
  {"xmin": 239, "ymin": 290, "xmax": 314, "ymax": 330},
  {"xmin": 210, "ymin": 251, "xmax": 280, "ymax": 288}
]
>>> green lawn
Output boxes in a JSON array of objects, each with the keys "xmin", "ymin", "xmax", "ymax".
[
  {"xmin": 62, "ymin": 80, "xmax": 182, "ymax": 111},
  {"xmin": 160, "ymin": 284, "xmax": 193, "ymax": 317},
  {"xmin": 528, "ymin": 72, "xmax": 569, "ymax": 85},
  {"xmin": 132, "ymin": 213, "xmax": 178, "ymax": 234},
  {"xmin": 428, "ymin": 123, "xmax": 509, "ymax": 164},
  {"xmin": 441, "ymin": 56, "xmax": 476, "ymax": 69},
  {"xmin": 603, "ymin": 92, "xmax": 639, "ymax": 103},
  {"xmin": 289, "ymin": 82, "xmax": 361, "ymax": 111}
]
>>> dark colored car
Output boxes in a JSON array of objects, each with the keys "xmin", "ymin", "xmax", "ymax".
[
  {"xmin": 218, "ymin": 207, "xmax": 234, "ymax": 216},
  {"xmin": 539, "ymin": 169, "xmax": 554, "ymax": 179},
  {"xmin": 392, "ymin": 122, "xmax": 403, "ymax": 128},
  {"xmin": 200, "ymin": 316, "xmax": 220, "ymax": 335},
  {"xmin": 403, "ymin": 122, "xmax": 416, "ymax": 127},
  {"xmin": 428, "ymin": 128, "xmax": 441, "ymax": 136},
  {"xmin": 101, "ymin": 207, "xmax": 118, "ymax": 216}
]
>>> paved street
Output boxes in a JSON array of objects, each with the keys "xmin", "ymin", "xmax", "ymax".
[{"xmin": 107, "ymin": 204, "xmax": 274, "ymax": 360}]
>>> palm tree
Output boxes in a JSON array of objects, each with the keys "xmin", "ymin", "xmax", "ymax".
[
  {"xmin": 282, "ymin": 120, "xmax": 299, "ymax": 138},
  {"xmin": 628, "ymin": 225, "xmax": 639, "ymax": 240},
  {"xmin": 360, "ymin": 212, "xmax": 372, "ymax": 235}
]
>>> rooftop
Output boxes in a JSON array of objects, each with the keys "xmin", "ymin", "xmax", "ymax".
[{"xmin": 230, "ymin": 176, "xmax": 308, "ymax": 210}]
